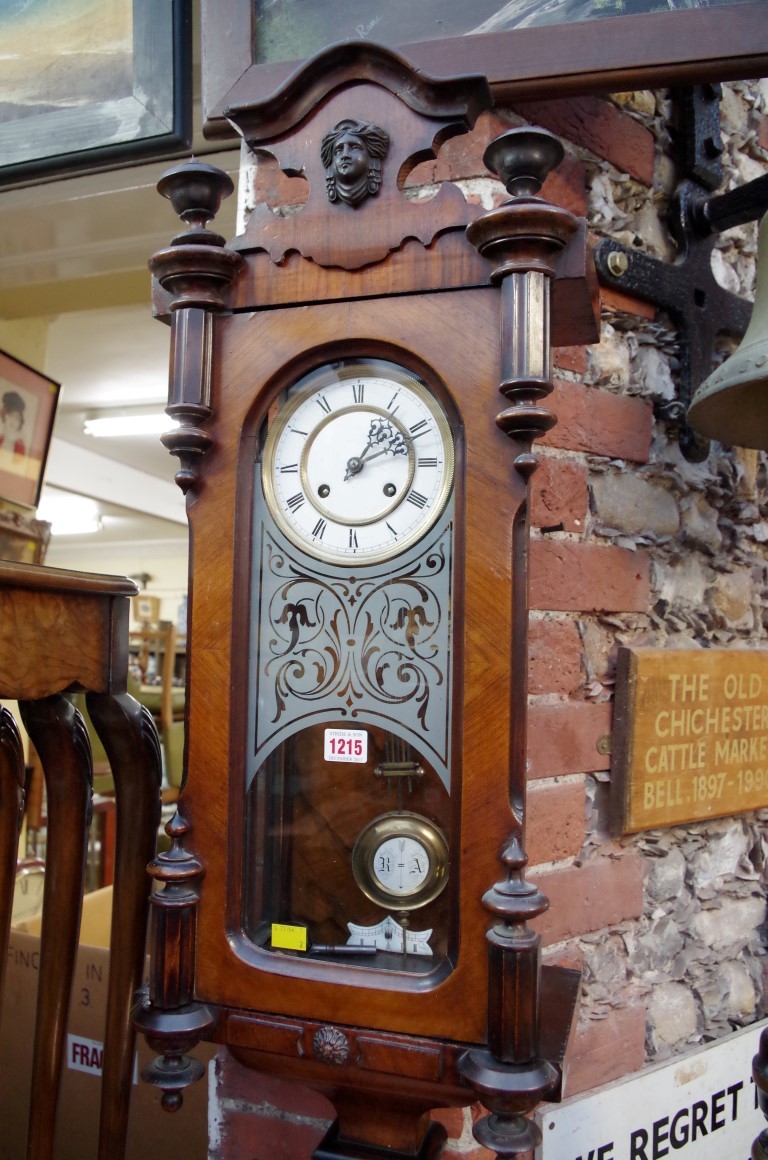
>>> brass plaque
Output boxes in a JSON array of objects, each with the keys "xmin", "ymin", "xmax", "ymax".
[{"xmin": 612, "ymin": 647, "xmax": 768, "ymax": 833}]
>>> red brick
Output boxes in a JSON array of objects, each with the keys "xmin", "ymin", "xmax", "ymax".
[
  {"xmin": 406, "ymin": 111, "xmax": 587, "ymax": 216},
  {"xmin": 554, "ymin": 345, "xmax": 588, "ymax": 374},
  {"xmin": 430, "ymin": 1105, "xmax": 466, "ymax": 1139},
  {"xmin": 249, "ymin": 152, "xmax": 309, "ymax": 210},
  {"xmin": 760, "ymin": 117, "xmax": 768, "ymax": 152},
  {"xmin": 531, "ymin": 456, "xmax": 588, "ymax": 534},
  {"xmin": 530, "ymin": 540, "xmax": 650, "ymax": 613},
  {"xmin": 434, "ymin": 1104, "xmax": 498, "ymax": 1158},
  {"xmin": 528, "ymin": 701, "xmax": 612, "ymax": 779},
  {"xmin": 527, "ymin": 779, "xmax": 586, "ymax": 865},
  {"xmin": 213, "ymin": 1051, "xmax": 334, "ymax": 1159},
  {"xmin": 218, "ymin": 1110, "xmax": 328, "ymax": 1159},
  {"xmin": 441, "ymin": 1148, "xmax": 495, "ymax": 1159},
  {"xmin": 544, "ymin": 380, "xmax": 653, "ymax": 463},
  {"xmin": 543, "ymin": 941, "xmax": 585, "ymax": 974},
  {"xmin": 441, "ymin": 1149, "xmax": 494, "ymax": 1159},
  {"xmin": 600, "ymin": 285, "xmax": 657, "ymax": 320},
  {"xmin": 215, "ymin": 1050, "xmax": 333, "ymax": 1118},
  {"xmin": 528, "ymin": 617, "xmax": 583, "ymax": 697},
  {"xmin": 512, "ymin": 95, "xmax": 655, "ymax": 185},
  {"xmin": 531, "ymin": 853, "xmax": 645, "ymax": 945},
  {"xmin": 563, "ymin": 1004, "xmax": 647, "ymax": 1097}
]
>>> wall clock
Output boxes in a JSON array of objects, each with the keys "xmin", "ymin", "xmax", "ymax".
[
  {"xmin": 137, "ymin": 41, "xmax": 597, "ymax": 1160},
  {"xmin": 12, "ymin": 859, "xmax": 45, "ymax": 925}
]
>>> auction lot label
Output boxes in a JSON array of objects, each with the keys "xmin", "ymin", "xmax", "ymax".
[
  {"xmin": 612, "ymin": 648, "xmax": 768, "ymax": 832},
  {"xmin": 536, "ymin": 1021, "xmax": 765, "ymax": 1160}
]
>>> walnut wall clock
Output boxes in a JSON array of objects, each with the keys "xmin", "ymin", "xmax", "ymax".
[{"xmin": 135, "ymin": 42, "xmax": 598, "ymax": 1160}]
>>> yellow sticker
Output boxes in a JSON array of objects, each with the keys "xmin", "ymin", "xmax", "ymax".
[{"xmin": 271, "ymin": 923, "xmax": 308, "ymax": 952}]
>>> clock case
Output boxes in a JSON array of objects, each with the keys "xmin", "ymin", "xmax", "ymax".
[{"xmin": 138, "ymin": 43, "xmax": 598, "ymax": 1158}]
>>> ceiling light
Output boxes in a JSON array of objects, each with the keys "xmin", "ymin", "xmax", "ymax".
[
  {"xmin": 83, "ymin": 413, "xmax": 179, "ymax": 438},
  {"xmin": 37, "ymin": 494, "xmax": 102, "ymax": 536}
]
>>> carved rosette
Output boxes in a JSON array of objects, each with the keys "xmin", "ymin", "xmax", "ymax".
[{"xmin": 313, "ymin": 1026, "xmax": 351, "ymax": 1065}]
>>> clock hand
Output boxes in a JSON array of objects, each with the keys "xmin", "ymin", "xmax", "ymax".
[
  {"xmin": 345, "ymin": 420, "xmax": 411, "ymax": 479},
  {"xmin": 398, "ymin": 838, "xmax": 406, "ymax": 891}
]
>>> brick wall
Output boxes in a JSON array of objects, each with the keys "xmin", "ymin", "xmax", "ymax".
[{"xmin": 210, "ymin": 81, "xmax": 768, "ymax": 1158}]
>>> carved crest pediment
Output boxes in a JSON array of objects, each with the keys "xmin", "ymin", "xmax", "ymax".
[{"xmin": 224, "ymin": 42, "xmax": 492, "ymax": 271}]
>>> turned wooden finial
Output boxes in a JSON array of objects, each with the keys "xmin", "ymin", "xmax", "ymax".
[
  {"xmin": 157, "ymin": 158, "xmax": 235, "ymax": 247},
  {"xmin": 482, "ymin": 127, "xmax": 565, "ymax": 198}
]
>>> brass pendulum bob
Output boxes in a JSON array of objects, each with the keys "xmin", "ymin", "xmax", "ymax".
[{"xmin": 688, "ymin": 213, "xmax": 768, "ymax": 449}]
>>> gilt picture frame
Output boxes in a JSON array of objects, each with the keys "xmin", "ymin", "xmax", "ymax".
[
  {"xmin": 0, "ymin": 0, "xmax": 191, "ymax": 187},
  {"xmin": 0, "ymin": 350, "xmax": 61, "ymax": 511},
  {"xmin": 200, "ymin": 0, "xmax": 768, "ymax": 138}
]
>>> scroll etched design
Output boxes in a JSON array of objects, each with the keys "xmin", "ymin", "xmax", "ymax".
[
  {"xmin": 265, "ymin": 542, "xmax": 445, "ymax": 725},
  {"xmin": 250, "ymin": 513, "xmax": 454, "ymax": 788}
]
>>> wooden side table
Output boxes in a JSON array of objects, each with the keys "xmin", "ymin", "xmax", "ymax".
[{"xmin": 0, "ymin": 561, "xmax": 162, "ymax": 1160}]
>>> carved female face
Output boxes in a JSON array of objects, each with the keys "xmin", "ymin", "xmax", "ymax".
[
  {"xmin": 321, "ymin": 118, "xmax": 390, "ymax": 206},
  {"xmin": 332, "ymin": 132, "xmax": 368, "ymax": 185}
]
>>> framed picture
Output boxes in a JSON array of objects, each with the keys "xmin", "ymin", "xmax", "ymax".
[
  {"xmin": 0, "ymin": 507, "xmax": 51, "ymax": 566},
  {"xmin": 0, "ymin": 0, "xmax": 191, "ymax": 187},
  {"xmin": 133, "ymin": 594, "xmax": 161, "ymax": 625},
  {"xmin": 0, "ymin": 351, "xmax": 60, "ymax": 510},
  {"xmin": 201, "ymin": 0, "xmax": 768, "ymax": 136}
]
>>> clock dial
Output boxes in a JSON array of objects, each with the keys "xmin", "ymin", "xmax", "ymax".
[
  {"xmin": 372, "ymin": 836, "xmax": 431, "ymax": 898},
  {"xmin": 352, "ymin": 812, "xmax": 449, "ymax": 911},
  {"xmin": 12, "ymin": 861, "xmax": 45, "ymax": 924},
  {"xmin": 262, "ymin": 359, "xmax": 454, "ymax": 564}
]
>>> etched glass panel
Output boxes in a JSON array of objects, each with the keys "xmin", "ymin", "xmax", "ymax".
[{"xmin": 243, "ymin": 360, "xmax": 458, "ymax": 978}]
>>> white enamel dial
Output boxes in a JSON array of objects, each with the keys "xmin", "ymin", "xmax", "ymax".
[
  {"xmin": 372, "ymin": 836, "xmax": 431, "ymax": 898},
  {"xmin": 262, "ymin": 360, "xmax": 454, "ymax": 564}
]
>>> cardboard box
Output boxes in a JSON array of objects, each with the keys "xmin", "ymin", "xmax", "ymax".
[{"xmin": 0, "ymin": 887, "xmax": 213, "ymax": 1159}]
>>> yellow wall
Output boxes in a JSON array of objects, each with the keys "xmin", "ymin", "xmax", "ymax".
[{"xmin": 0, "ymin": 317, "xmax": 50, "ymax": 371}]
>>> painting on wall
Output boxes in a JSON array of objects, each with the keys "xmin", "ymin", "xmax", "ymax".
[
  {"xmin": 201, "ymin": 0, "xmax": 768, "ymax": 133},
  {"xmin": 0, "ymin": 0, "xmax": 190, "ymax": 186},
  {"xmin": 247, "ymin": 0, "xmax": 761, "ymax": 65},
  {"xmin": 0, "ymin": 350, "xmax": 61, "ymax": 510}
]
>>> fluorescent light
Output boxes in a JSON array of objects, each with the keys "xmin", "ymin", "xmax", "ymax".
[
  {"xmin": 84, "ymin": 414, "xmax": 179, "ymax": 438},
  {"xmin": 37, "ymin": 494, "xmax": 102, "ymax": 536}
]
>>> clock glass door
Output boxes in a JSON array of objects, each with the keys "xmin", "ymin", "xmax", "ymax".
[{"xmin": 242, "ymin": 357, "xmax": 460, "ymax": 980}]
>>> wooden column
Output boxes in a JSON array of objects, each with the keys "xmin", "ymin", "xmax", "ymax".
[{"xmin": 459, "ymin": 128, "xmax": 581, "ymax": 1158}]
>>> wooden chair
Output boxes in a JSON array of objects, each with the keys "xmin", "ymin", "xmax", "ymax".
[
  {"xmin": 129, "ymin": 625, "xmax": 185, "ymax": 793},
  {"xmin": 0, "ymin": 560, "xmax": 162, "ymax": 1159}
]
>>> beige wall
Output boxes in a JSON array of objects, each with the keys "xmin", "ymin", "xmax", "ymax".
[
  {"xmin": 44, "ymin": 539, "xmax": 188, "ymax": 630},
  {"xmin": 0, "ymin": 317, "xmax": 50, "ymax": 369}
]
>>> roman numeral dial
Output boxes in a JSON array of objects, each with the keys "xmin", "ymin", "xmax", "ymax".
[{"xmin": 261, "ymin": 359, "xmax": 454, "ymax": 565}]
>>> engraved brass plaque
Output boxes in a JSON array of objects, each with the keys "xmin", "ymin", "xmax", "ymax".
[{"xmin": 612, "ymin": 647, "xmax": 768, "ymax": 833}]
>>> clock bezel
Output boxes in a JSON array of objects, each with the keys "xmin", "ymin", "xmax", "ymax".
[
  {"xmin": 352, "ymin": 811, "xmax": 449, "ymax": 912},
  {"xmin": 260, "ymin": 357, "xmax": 455, "ymax": 567}
]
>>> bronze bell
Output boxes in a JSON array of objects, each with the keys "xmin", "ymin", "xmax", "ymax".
[{"xmin": 688, "ymin": 213, "xmax": 768, "ymax": 449}]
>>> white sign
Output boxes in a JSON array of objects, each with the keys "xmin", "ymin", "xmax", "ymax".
[
  {"xmin": 324, "ymin": 727, "xmax": 368, "ymax": 763},
  {"xmin": 67, "ymin": 1033, "xmax": 103, "ymax": 1076},
  {"xmin": 67, "ymin": 1034, "xmax": 138, "ymax": 1083},
  {"xmin": 536, "ymin": 1021, "xmax": 765, "ymax": 1160}
]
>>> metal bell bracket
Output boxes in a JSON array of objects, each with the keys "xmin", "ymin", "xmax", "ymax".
[{"xmin": 594, "ymin": 84, "xmax": 768, "ymax": 462}]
